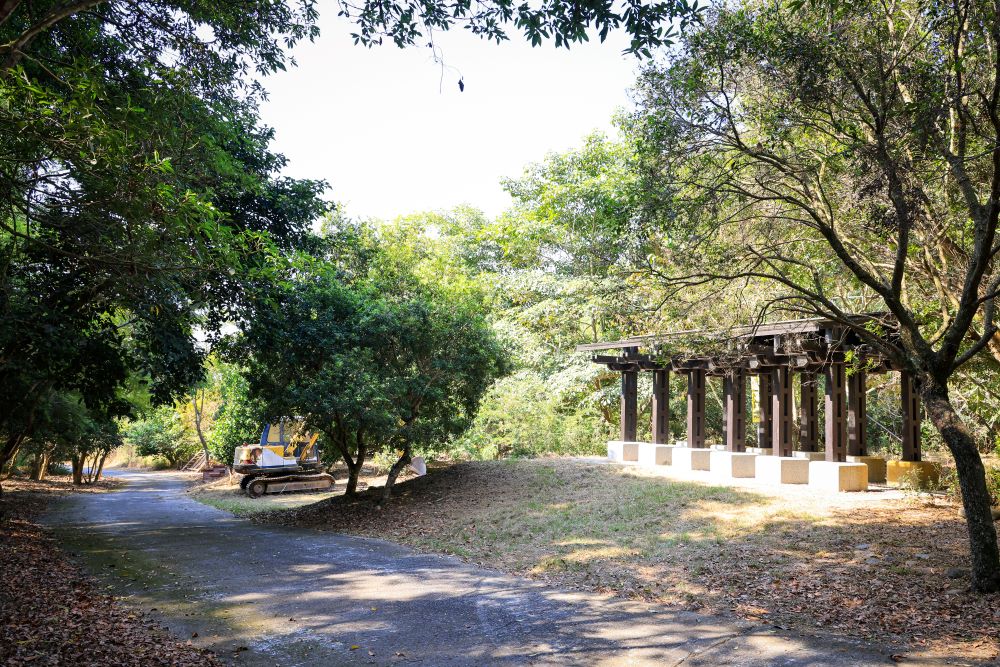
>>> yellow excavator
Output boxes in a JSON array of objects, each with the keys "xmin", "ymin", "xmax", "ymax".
[{"xmin": 234, "ymin": 420, "xmax": 335, "ymax": 498}]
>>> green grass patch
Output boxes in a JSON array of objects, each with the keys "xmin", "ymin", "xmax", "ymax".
[{"xmin": 190, "ymin": 486, "xmax": 337, "ymax": 518}]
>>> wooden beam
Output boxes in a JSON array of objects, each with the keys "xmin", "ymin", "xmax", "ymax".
[
  {"xmin": 671, "ymin": 359, "xmax": 710, "ymax": 372},
  {"xmin": 724, "ymin": 371, "xmax": 746, "ymax": 452},
  {"xmin": 772, "ymin": 367, "xmax": 794, "ymax": 457},
  {"xmin": 686, "ymin": 369, "xmax": 706, "ymax": 448},
  {"xmin": 798, "ymin": 372, "xmax": 819, "ymax": 452},
  {"xmin": 652, "ymin": 369, "xmax": 670, "ymax": 444},
  {"xmin": 757, "ymin": 372, "xmax": 773, "ymax": 449},
  {"xmin": 901, "ymin": 371, "xmax": 921, "ymax": 461},
  {"xmin": 825, "ymin": 363, "xmax": 848, "ymax": 462},
  {"xmin": 847, "ymin": 370, "xmax": 868, "ymax": 456},
  {"xmin": 748, "ymin": 354, "xmax": 811, "ymax": 369},
  {"xmin": 621, "ymin": 369, "xmax": 638, "ymax": 442}
]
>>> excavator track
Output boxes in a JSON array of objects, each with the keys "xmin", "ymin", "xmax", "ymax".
[{"xmin": 245, "ymin": 472, "xmax": 335, "ymax": 498}]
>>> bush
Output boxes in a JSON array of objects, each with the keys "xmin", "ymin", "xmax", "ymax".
[
  {"xmin": 208, "ymin": 363, "xmax": 265, "ymax": 468},
  {"xmin": 454, "ymin": 370, "xmax": 613, "ymax": 459},
  {"xmin": 986, "ymin": 466, "xmax": 1000, "ymax": 506},
  {"xmin": 125, "ymin": 408, "xmax": 196, "ymax": 468},
  {"xmin": 914, "ymin": 464, "xmax": 1000, "ymax": 506}
]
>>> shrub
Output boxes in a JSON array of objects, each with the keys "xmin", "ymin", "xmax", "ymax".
[
  {"xmin": 125, "ymin": 408, "xmax": 196, "ymax": 468},
  {"xmin": 454, "ymin": 370, "xmax": 613, "ymax": 459}
]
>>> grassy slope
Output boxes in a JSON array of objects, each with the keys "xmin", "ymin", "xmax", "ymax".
[{"xmin": 200, "ymin": 458, "xmax": 999, "ymax": 661}]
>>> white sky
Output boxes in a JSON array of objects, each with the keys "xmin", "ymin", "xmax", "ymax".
[{"xmin": 258, "ymin": 11, "xmax": 642, "ymax": 220}]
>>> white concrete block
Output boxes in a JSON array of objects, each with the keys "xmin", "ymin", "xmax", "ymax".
[
  {"xmin": 637, "ymin": 443, "xmax": 677, "ymax": 466},
  {"xmin": 747, "ymin": 447, "xmax": 774, "ymax": 456},
  {"xmin": 607, "ymin": 440, "xmax": 640, "ymax": 462},
  {"xmin": 672, "ymin": 447, "xmax": 712, "ymax": 471},
  {"xmin": 709, "ymin": 451, "xmax": 757, "ymax": 478},
  {"xmin": 846, "ymin": 455, "xmax": 887, "ymax": 483},
  {"xmin": 756, "ymin": 456, "xmax": 810, "ymax": 485},
  {"xmin": 808, "ymin": 461, "xmax": 868, "ymax": 492},
  {"xmin": 793, "ymin": 451, "xmax": 826, "ymax": 461}
]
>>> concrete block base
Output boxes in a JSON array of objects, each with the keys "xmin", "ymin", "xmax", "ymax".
[
  {"xmin": 887, "ymin": 460, "xmax": 941, "ymax": 488},
  {"xmin": 847, "ymin": 455, "xmax": 887, "ymax": 483},
  {"xmin": 793, "ymin": 451, "xmax": 826, "ymax": 462},
  {"xmin": 756, "ymin": 456, "xmax": 809, "ymax": 485},
  {"xmin": 607, "ymin": 441, "xmax": 640, "ymax": 463},
  {"xmin": 672, "ymin": 447, "xmax": 712, "ymax": 472},
  {"xmin": 637, "ymin": 443, "xmax": 677, "ymax": 467},
  {"xmin": 747, "ymin": 447, "xmax": 773, "ymax": 456},
  {"xmin": 809, "ymin": 461, "xmax": 868, "ymax": 492},
  {"xmin": 709, "ymin": 451, "xmax": 757, "ymax": 478}
]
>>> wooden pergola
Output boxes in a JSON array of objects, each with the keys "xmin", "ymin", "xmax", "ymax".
[{"xmin": 579, "ymin": 317, "xmax": 923, "ymax": 464}]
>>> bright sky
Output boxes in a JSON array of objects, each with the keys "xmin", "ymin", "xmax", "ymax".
[{"xmin": 258, "ymin": 11, "xmax": 642, "ymax": 221}]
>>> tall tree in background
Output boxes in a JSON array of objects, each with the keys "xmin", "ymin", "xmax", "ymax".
[
  {"xmin": 234, "ymin": 232, "xmax": 509, "ymax": 499},
  {"xmin": 0, "ymin": 2, "xmax": 328, "ymax": 481},
  {"xmin": 629, "ymin": 0, "xmax": 1000, "ymax": 591}
]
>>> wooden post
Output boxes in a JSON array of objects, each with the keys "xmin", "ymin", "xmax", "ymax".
[
  {"xmin": 756, "ymin": 372, "xmax": 773, "ymax": 450},
  {"xmin": 847, "ymin": 370, "xmax": 868, "ymax": 456},
  {"xmin": 825, "ymin": 363, "xmax": 848, "ymax": 462},
  {"xmin": 798, "ymin": 372, "xmax": 819, "ymax": 451},
  {"xmin": 652, "ymin": 369, "xmax": 670, "ymax": 444},
  {"xmin": 724, "ymin": 371, "xmax": 746, "ymax": 452},
  {"xmin": 687, "ymin": 369, "xmax": 706, "ymax": 448},
  {"xmin": 620, "ymin": 369, "xmax": 638, "ymax": 442},
  {"xmin": 901, "ymin": 371, "xmax": 921, "ymax": 461},
  {"xmin": 771, "ymin": 366, "xmax": 793, "ymax": 457}
]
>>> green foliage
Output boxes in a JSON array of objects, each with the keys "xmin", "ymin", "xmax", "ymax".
[
  {"xmin": 17, "ymin": 390, "xmax": 124, "ymax": 482},
  {"xmin": 0, "ymin": 1, "xmax": 328, "ymax": 473},
  {"xmin": 230, "ymin": 233, "xmax": 509, "ymax": 491},
  {"xmin": 125, "ymin": 408, "xmax": 195, "ymax": 468},
  {"xmin": 337, "ymin": 0, "xmax": 701, "ymax": 56},
  {"xmin": 209, "ymin": 363, "xmax": 267, "ymax": 467},
  {"xmin": 455, "ymin": 370, "xmax": 614, "ymax": 459}
]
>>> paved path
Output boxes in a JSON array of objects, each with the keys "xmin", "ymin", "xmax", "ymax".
[{"xmin": 48, "ymin": 471, "xmax": 895, "ymax": 666}]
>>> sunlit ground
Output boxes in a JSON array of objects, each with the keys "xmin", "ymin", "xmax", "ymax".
[{"xmin": 216, "ymin": 457, "xmax": 1000, "ymax": 662}]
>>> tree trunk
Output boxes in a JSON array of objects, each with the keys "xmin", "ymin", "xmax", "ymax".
[
  {"xmin": 71, "ymin": 455, "xmax": 83, "ymax": 485},
  {"xmin": 380, "ymin": 445, "xmax": 412, "ymax": 505},
  {"xmin": 0, "ymin": 430, "xmax": 26, "ymax": 480},
  {"xmin": 192, "ymin": 392, "xmax": 211, "ymax": 470},
  {"xmin": 29, "ymin": 450, "xmax": 49, "ymax": 481},
  {"xmin": 922, "ymin": 381, "xmax": 1000, "ymax": 593},
  {"xmin": 344, "ymin": 458, "xmax": 362, "ymax": 495},
  {"xmin": 93, "ymin": 451, "xmax": 107, "ymax": 482}
]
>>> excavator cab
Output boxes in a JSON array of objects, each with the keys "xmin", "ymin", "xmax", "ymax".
[{"xmin": 234, "ymin": 419, "xmax": 334, "ymax": 498}]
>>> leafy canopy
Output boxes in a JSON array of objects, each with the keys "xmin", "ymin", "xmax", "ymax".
[{"xmin": 230, "ymin": 230, "xmax": 509, "ymax": 491}]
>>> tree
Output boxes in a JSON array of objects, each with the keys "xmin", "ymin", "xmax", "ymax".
[
  {"xmin": 71, "ymin": 418, "xmax": 122, "ymax": 485},
  {"xmin": 234, "ymin": 240, "xmax": 509, "ymax": 500},
  {"xmin": 628, "ymin": 0, "xmax": 1000, "ymax": 591},
  {"xmin": 0, "ymin": 0, "xmax": 709, "ymax": 485},
  {"xmin": 209, "ymin": 361, "xmax": 267, "ymax": 469},
  {"xmin": 0, "ymin": 1, "xmax": 329, "ymax": 482},
  {"xmin": 125, "ymin": 408, "xmax": 195, "ymax": 468},
  {"xmin": 13, "ymin": 390, "xmax": 123, "ymax": 484}
]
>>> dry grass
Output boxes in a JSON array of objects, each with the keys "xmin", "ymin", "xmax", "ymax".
[{"xmin": 262, "ymin": 458, "xmax": 1000, "ymax": 663}]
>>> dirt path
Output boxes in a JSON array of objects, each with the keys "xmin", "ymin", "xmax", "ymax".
[{"xmin": 45, "ymin": 470, "xmax": 894, "ymax": 666}]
